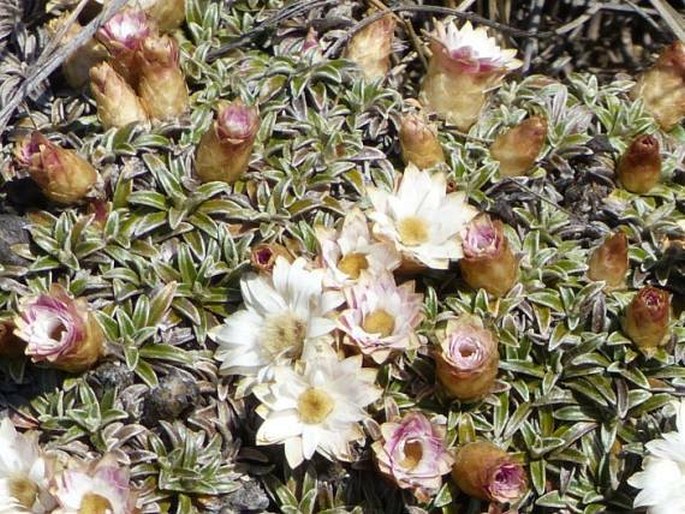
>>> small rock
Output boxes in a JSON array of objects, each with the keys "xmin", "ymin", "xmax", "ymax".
[
  {"xmin": 220, "ymin": 479, "xmax": 271, "ymax": 514},
  {"xmin": 0, "ymin": 214, "xmax": 30, "ymax": 266},
  {"xmin": 141, "ymin": 369, "xmax": 200, "ymax": 427}
]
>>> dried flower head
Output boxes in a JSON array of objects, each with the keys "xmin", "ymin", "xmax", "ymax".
[
  {"xmin": 90, "ymin": 62, "xmax": 149, "ymax": 129},
  {"xmin": 587, "ymin": 232, "xmax": 629, "ymax": 288},
  {"xmin": 16, "ymin": 132, "xmax": 98, "ymax": 205},
  {"xmin": 345, "ymin": 13, "xmax": 396, "ymax": 80},
  {"xmin": 623, "ymin": 286, "xmax": 671, "ymax": 351},
  {"xmin": 399, "ymin": 113, "xmax": 445, "ymax": 169},
  {"xmin": 97, "ymin": 7, "xmax": 152, "ymax": 84},
  {"xmin": 372, "ymin": 412, "xmax": 454, "ymax": 501},
  {"xmin": 490, "ymin": 116, "xmax": 548, "ymax": 177},
  {"xmin": 14, "ymin": 284, "xmax": 104, "ymax": 373},
  {"xmin": 617, "ymin": 134, "xmax": 661, "ymax": 194}
]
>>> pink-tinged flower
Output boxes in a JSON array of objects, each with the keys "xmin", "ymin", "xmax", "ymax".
[
  {"xmin": 97, "ymin": 8, "xmax": 151, "ymax": 85},
  {"xmin": 459, "ymin": 214, "xmax": 518, "ymax": 297},
  {"xmin": 617, "ymin": 134, "xmax": 661, "ymax": 194},
  {"xmin": 316, "ymin": 208, "xmax": 401, "ymax": 287},
  {"xmin": 435, "ymin": 315, "xmax": 499, "ymax": 401},
  {"xmin": 372, "ymin": 412, "xmax": 454, "ymax": 501},
  {"xmin": 90, "ymin": 62, "xmax": 149, "ymax": 129},
  {"xmin": 53, "ymin": 454, "xmax": 137, "ymax": 514},
  {"xmin": 420, "ymin": 21, "xmax": 521, "ymax": 130},
  {"xmin": 14, "ymin": 285, "xmax": 104, "ymax": 373},
  {"xmin": 452, "ymin": 441, "xmax": 527, "ymax": 504},
  {"xmin": 16, "ymin": 132, "xmax": 98, "ymax": 205},
  {"xmin": 250, "ymin": 243, "xmax": 293, "ymax": 274},
  {"xmin": 339, "ymin": 273, "xmax": 423, "ymax": 364},
  {"xmin": 623, "ymin": 286, "xmax": 671, "ymax": 351},
  {"xmin": 195, "ymin": 100, "xmax": 260, "ymax": 183}
]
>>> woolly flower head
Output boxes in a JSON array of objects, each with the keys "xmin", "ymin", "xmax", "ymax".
[
  {"xmin": 367, "ymin": 165, "xmax": 478, "ymax": 269},
  {"xmin": 254, "ymin": 344, "xmax": 381, "ymax": 469},
  {"xmin": 210, "ymin": 257, "xmax": 343, "ymax": 385},
  {"xmin": 629, "ymin": 400, "xmax": 685, "ymax": 513},
  {"xmin": 431, "ymin": 20, "xmax": 522, "ymax": 74}
]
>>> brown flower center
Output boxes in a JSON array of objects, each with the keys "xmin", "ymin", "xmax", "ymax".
[
  {"xmin": 49, "ymin": 321, "xmax": 67, "ymax": 342},
  {"xmin": 399, "ymin": 440, "xmax": 423, "ymax": 470},
  {"xmin": 362, "ymin": 309, "xmax": 395, "ymax": 338},
  {"xmin": 79, "ymin": 492, "xmax": 113, "ymax": 514},
  {"xmin": 297, "ymin": 388, "xmax": 334, "ymax": 424},
  {"xmin": 9, "ymin": 475, "xmax": 38, "ymax": 509},
  {"xmin": 261, "ymin": 313, "xmax": 307, "ymax": 359},
  {"xmin": 397, "ymin": 216, "xmax": 429, "ymax": 246},
  {"xmin": 338, "ymin": 252, "xmax": 369, "ymax": 279}
]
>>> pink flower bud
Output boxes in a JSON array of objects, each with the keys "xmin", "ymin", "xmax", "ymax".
[
  {"xmin": 399, "ymin": 113, "xmax": 445, "ymax": 169},
  {"xmin": 16, "ymin": 132, "xmax": 98, "ymax": 205},
  {"xmin": 617, "ymin": 135, "xmax": 661, "ymax": 194},
  {"xmin": 452, "ymin": 441, "xmax": 527, "ymax": 503},
  {"xmin": 97, "ymin": 8, "xmax": 152, "ymax": 85},
  {"xmin": 90, "ymin": 61, "xmax": 149, "ymax": 129},
  {"xmin": 372, "ymin": 412, "xmax": 454, "ymax": 501},
  {"xmin": 345, "ymin": 13, "xmax": 396, "ymax": 80},
  {"xmin": 14, "ymin": 285, "xmax": 104, "ymax": 373},
  {"xmin": 623, "ymin": 286, "xmax": 671, "ymax": 350},
  {"xmin": 136, "ymin": 34, "xmax": 188, "ymax": 119},
  {"xmin": 587, "ymin": 232, "xmax": 629, "ymax": 288},
  {"xmin": 250, "ymin": 243, "xmax": 293, "ymax": 274},
  {"xmin": 435, "ymin": 315, "xmax": 499, "ymax": 401},
  {"xmin": 490, "ymin": 116, "xmax": 547, "ymax": 177},
  {"xmin": 459, "ymin": 214, "xmax": 518, "ymax": 297},
  {"xmin": 195, "ymin": 100, "xmax": 260, "ymax": 183}
]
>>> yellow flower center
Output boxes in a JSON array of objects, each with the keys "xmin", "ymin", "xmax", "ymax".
[
  {"xmin": 297, "ymin": 388, "xmax": 335, "ymax": 424},
  {"xmin": 399, "ymin": 440, "xmax": 424, "ymax": 470},
  {"xmin": 338, "ymin": 252, "xmax": 369, "ymax": 279},
  {"xmin": 261, "ymin": 313, "xmax": 307, "ymax": 359},
  {"xmin": 362, "ymin": 309, "xmax": 395, "ymax": 337},
  {"xmin": 79, "ymin": 493, "xmax": 113, "ymax": 514},
  {"xmin": 9, "ymin": 475, "xmax": 38, "ymax": 509},
  {"xmin": 397, "ymin": 216, "xmax": 429, "ymax": 246}
]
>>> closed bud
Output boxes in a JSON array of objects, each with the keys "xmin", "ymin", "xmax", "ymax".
[
  {"xmin": 137, "ymin": 34, "xmax": 189, "ymax": 119},
  {"xmin": 490, "ymin": 116, "xmax": 547, "ymax": 177},
  {"xmin": 632, "ymin": 42, "xmax": 685, "ymax": 130},
  {"xmin": 420, "ymin": 21, "xmax": 521, "ymax": 130},
  {"xmin": 452, "ymin": 441, "xmax": 527, "ymax": 503},
  {"xmin": 17, "ymin": 132, "xmax": 98, "ymax": 205},
  {"xmin": 345, "ymin": 13, "xmax": 396, "ymax": 80},
  {"xmin": 14, "ymin": 285, "xmax": 104, "ymax": 373},
  {"xmin": 459, "ymin": 214, "xmax": 518, "ymax": 297},
  {"xmin": 195, "ymin": 100, "xmax": 260, "ymax": 183},
  {"xmin": 90, "ymin": 62, "xmax": 149, "ymax": 128},
  {"xmin": 435, "ymin": 315, "xmax": 498, "ymax": 401},
  {"xmin": 399, "ymin": 113, "xmax": 445, "ymax": 169},
  {"xmin": 617, "ymin": 135, "xmax": 661, "ymax": 194},
  {"xmin": 623, "ymin": 286, "xmax": 671, "ymax": 350},
  {"xmin": 140, "ymin": 0, "xmax": 185, "ymax": 32},
  {"xmin": 250, "ymin": 243, "xmax": 293, "ymax": 274},
  {"xmin": 97, "ymin": 8, "xmax": 152, "ymax": 85},
  {"xmin": 46, "ymin": 14, "xmax": 108, "ymax": 89},
  {"xmin": 587, "ymin": 232, "xmax": 629, "ymax": 288}
]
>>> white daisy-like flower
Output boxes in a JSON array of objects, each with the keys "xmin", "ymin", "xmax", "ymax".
[
  {"xmin": 210, "ymin": 257, "xmax": 343, "ymax": 384},
  {"xmin": 0, "ymin": 418, "xmax": 54, "ymax": 513},
  {"xmin": 53, "ymin": 454, "xmax": 136, "ymax": 514},
  {"xmin": 316, "ymin": 208, "xmax": 401, "ymax": 288},
  {"xmin": 628, "ymin": 400, "xmax": 685, "ymax": 513},
  {"xmin": 366, "ymin": 165, "xmax": 478, "ymax": 270},
  {"xmin": 432, "ymin": 20, "xmax": 522, "ymax": 74},
  {"xmin": 339, "ymin": 273, "xmax": 423, "ymax": 364},
  {"xmin": 253, "ymin": 344, "xmax": 382, "ymax": 469}
]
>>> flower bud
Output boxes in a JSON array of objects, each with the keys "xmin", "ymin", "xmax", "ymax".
[
  {"xmin": 46, "ymin": 14, "xmax": 108, "ymax": 89},
  {"xmin": 632, "ymin": 42, "xmax": 685, "ymax": 130},
  {"xmin": 622, "ymin": 286, "xmax": 671, "ymax": 350},
  {"xmin": 97, "ymin": 7, "xmax": 152, "ymax": 85},
  {"xmin": 420, "ymin": 21, "xmax": 522, "ymax": 131},
  {"xmin": 16, "ymin": 132, "xmax": 98, "ymax": 205},
  {"xmin": 399, "ymin": 113, "xmax": 445, "ymax": 169},
  {"xmin": 345, "ymin": 13, "xmax": 396, "ymax": 81},
  {"xmin": 90, "ymin": 62, "xmax": 149, "ymax": 129},
  {"xmin": 141, "ymin": 0, "xmax": 185, "ymax": 32},
  {"xmin": 490, "ymin": 116, "xmax": 547, "ymax": 177},
  {"xmin": 372, "ymin": 412, "xmax": 454, "ymax": 501},
  {"xmin": 435, "ymin": 315, "xmax": 498, "ymax": 401},
  {"xmin": 587, "ymin": 232, "xmax": 629, "ymax": 288},
  {"xmin": 452, "ymin": 441, "xmax": 527, "ymax": 503},
  {"xmin": 250, "ymin": 243, "xmax": 293, "ymax": 274},
  {"xmin": 14, "ymin": 285, "xmax": 104, "ymax": 373},
  {"xmin": 195, "ymin": 100, "xmax": 260, "ymax": 183},
  {"xmin": 136, "ymin": 34, "xmax": 189, "ymax": 119},
  {"xmin": 616, "ymin": 135, "xmax": 661, "ymax": 194},
  {"xmin": 459, "ymin": 214, "xmax": 518, "ymax": 297}
]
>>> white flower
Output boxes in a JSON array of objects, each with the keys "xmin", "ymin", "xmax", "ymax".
[
  {"xmin": 316, "ymin": 208, "xmax": 401, "ymax": 287},
  {"xmin": 253, "ymin": 345, "xmax": 381, "ymax": 469},
  {"xmin": 628, "ymin": 400, "xmax": 685, "ymax": 514},
  {"xmin": 432, "ymin": 20, "xmax": 521, "ymax": 74},
  {"xmin": 338, "ymin": 273, "xmax": 423, "ymax": 364},
  {"xmin": 0, "ymin": 419, "xmax": 54, "ymax": 513},
  {"xmin": 53, "ymin": 455, "xmax": 136, "ymax": 514},
  {"xmin": 210, "ymin": 257, "xmax": 343, "ymax": 383},
  {"xmin": 367, "ymin": 165, "xmax": 478, "ymax": 269}
]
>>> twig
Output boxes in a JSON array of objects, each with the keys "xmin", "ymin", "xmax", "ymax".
[{"xmin": 647, "ymin": 0, "xmax": 685, "ymax": 41}]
